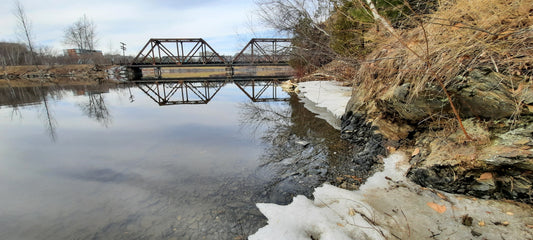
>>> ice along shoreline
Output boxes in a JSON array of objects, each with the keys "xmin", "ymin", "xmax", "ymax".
[{"xmin": 250, "ymin": 81, "xmax": 533, "ymax": 240}]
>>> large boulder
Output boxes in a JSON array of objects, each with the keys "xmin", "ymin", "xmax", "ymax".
[
  {"xmin": 378, "ymin": 82, "xmax": 449, "ymax": 122},
  {"xmin": 449, "ymin": 68, "xmax": 518, "ymax": 119}
]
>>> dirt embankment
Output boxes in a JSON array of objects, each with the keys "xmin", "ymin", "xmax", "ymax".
[
  {"xmin": 312, "ymin": 0, "xmax": 533, "ymax": 205},
  {"xmin": 0, "ymin": 64, "xmax": 116, "ymax": 87}
]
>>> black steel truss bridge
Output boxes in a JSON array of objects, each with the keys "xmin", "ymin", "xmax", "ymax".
[{"xmin": 127, "ymin": 38, "xmax": 293, "ymax": 79}]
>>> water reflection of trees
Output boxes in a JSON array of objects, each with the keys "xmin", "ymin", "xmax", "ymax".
[
  {"xmin": 79, "ymin": 92, "xmax": 111, "ymax": 127},
  {"xmin": 240, "ymin": 93, "xmax": 355, "ymax": 204},
  {"xmin": 240, "ymin": 93, "xmax": 352, "ymax": 163},
  {"xmin": 0, "ymin": 85, "xmax": 62, "ymax": 141},
  {"xmin": 0, "ymin": 84, "xmax": 128, "ymax": 139},
  {"xmin": 38, "ymin": 85, "xmax": 58, "ymax": 141},
  {"xmin": 240, "ymin": 98, "xmax": 293, "ymax": 159},
  {"xmin": 0, "ymin": 85, "xmax": 50, "ymax": 107}
]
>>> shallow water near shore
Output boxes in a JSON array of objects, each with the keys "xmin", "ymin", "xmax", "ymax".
[{"xmin": 0, "ymin": 81, "xmax": 353, "ymax": 239}]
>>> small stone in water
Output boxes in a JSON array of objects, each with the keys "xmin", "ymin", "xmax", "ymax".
[{"xmin": 295, "ymin": 140, "xmax": 310, "ymax": 147}]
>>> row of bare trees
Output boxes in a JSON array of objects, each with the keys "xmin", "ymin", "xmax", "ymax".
[
  {"xmin": 0, "ymin": 41, "xmax": 127, "ymax": 66},
  {"xmin": 4, "ymin": 1, "xmax": 113, "ymax": 66}
]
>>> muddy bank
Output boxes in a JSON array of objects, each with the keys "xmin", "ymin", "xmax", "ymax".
[{"xmin": 0, "ymin": 64, "xmax": 116, "ymax": 87}]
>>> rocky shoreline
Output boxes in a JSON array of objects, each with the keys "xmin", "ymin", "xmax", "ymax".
[
  {"xmin": 291, "ymin": 74, "xmax": 532, "ymax": 205},
  {"xmin": 0, "ymin": 64, "xmax": 114, "ymax": 86},
  {"xmin": 251, "ymin": 79, "xmax": 533, "ymax": 239},
  {"xmin": 338, "ymin": 66, "xmax": 533, "ymax": 205}
]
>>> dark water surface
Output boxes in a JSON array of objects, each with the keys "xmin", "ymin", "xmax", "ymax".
[{"xmin": 0, "ymin": 82, "xmax": 351, "ymax": 239}]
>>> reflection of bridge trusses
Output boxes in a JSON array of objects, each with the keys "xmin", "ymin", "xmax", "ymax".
[
  {"xmin": 137, "ymin": 81, "xmax": 225, "ymax": 105},
  {"xmin": 234, "ymin": 79, "xmax": 289, "ymax": 102},
  {"xmin": 136, "ymin": 79, "xmax": 289, "ymax": 105}
]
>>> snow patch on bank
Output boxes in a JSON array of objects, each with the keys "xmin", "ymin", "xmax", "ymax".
[
  {"xmin": 297, "ymin": 81, "xmax": 351, "ymax": 119},
  {"xmin": 250, "ymin": 153, "xmax": 407, "ymax": 240},
  {"xmin": 250, "ymin": 151, "xmax": 533, "ymax": 240}
]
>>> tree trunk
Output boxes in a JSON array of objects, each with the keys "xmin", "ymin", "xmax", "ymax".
[{"xmin": 365, "ymin": 0, "xmax": 395, "ymax": 34}]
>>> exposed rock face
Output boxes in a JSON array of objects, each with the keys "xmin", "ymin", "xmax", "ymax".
[
  {"xmin": 379, "ymin": 82, "xmax": 448, "ymax": 122},
  {"xmin": 449, "ymin": 68, "xmax": 519, "ymax": 119},
  {"xmin": 408, "ymin": 119, "xmax": 533, "ymax": 204},
  {"xmin": 375, "ymin": 69, "xmax": 521, "ymax": 123},
  {"xmin": 345, "ymin": 67, "xmax": 533, "ymax": 204},
  {"xmin": 339, "ymin": 111, "xmax": 387, "ymax": 181}
]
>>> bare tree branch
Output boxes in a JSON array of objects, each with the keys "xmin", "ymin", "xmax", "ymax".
[
  {"xmin": 256, "ymin": 0, "xmax": 333, "ymax": 35},
  {"xmin": 13, "ymin": 0, "xmax": 37, "ymax": 65},
  {"xmin": 64, "ymin": 14, "xmax": 98, "ymax": 51}
]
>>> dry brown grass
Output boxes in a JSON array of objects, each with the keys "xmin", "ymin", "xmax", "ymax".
[{"xmin": 356, "ymin": 0, "xmax": 533, "ymax": 102}]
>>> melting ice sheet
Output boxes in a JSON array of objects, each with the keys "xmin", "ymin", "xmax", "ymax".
[
  {"xmin": 297, "ymin": 81, "xmax": 351, "ymax": 130},
  {"xmin": 250, "ymin": 152, "xmax": 533, "ymax": 240},
  {"xmin": 249, "ymin": 153, "xmax": 406, "ymax": 240}
]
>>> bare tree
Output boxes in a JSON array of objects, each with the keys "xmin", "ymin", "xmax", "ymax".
[
  {"xmin": 13, "ymin": 0, "xmax": 37, "ymax": 65},
  {"xmin": 256, "ymin": 0, "xmax": 336, "ymax": 73},
  {"xmin": 64, "ymin": 14, "xmax": 98, "ymax": 50},
  {"xmin": 256, "ymin": 0, "xmax": 332, "ymax": 35}
]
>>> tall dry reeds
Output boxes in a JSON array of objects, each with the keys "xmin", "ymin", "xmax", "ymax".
[
  {"xmin": 360, "ymin": 0, "xmax": 532, "ymax": 99},
  {"xmin": 353, "ymin": 0, "xmax": 532, "ymax": 138}
]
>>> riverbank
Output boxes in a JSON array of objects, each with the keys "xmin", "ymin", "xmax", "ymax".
[
  {"xmin": 0, "ymin": 64, "xmax": 115, "ymax": 87},
  {"xmin": 250, "ymin": 81, "xmax": 533, "ymax": 239}
]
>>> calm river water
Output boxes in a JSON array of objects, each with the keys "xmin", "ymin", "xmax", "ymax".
[{"xmin": 0, "ymin": 81, "xmax": 352, "ymax": 239}]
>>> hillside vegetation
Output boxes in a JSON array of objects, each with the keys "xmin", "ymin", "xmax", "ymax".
[{"xmin": 293, "ymin": 0, "xmax": 533, "ymax": 203}]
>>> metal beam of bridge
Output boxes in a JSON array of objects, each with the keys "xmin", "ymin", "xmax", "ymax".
[
  {"xmin": 131, "ymin": 38, "xmax": 227, "ymax": 66},
  {"xmin": 232, "ymin": 38, "xmax": 292, "ymax": 65},
  {"xmin": 127, "ymin": 38, "xmax": 293, "ymax": 80},
  {"xmin": 131, "ymin": 38, "xmax": 291, "ymax": 66}
]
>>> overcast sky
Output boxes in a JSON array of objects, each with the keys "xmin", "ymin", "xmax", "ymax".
[{"xmin": 0, "ymin": 0, "xmax": 280, "ymax": 55}]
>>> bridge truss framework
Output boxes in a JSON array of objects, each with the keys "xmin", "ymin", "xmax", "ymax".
[{"xmin": 128, "ymin": 38, "xmax": 293, "ymax": 79}]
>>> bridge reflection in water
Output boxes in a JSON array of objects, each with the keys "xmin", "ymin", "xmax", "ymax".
[{"xmin": 135, "ymin": 78, "xmax": 289, "ymax": 105}]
